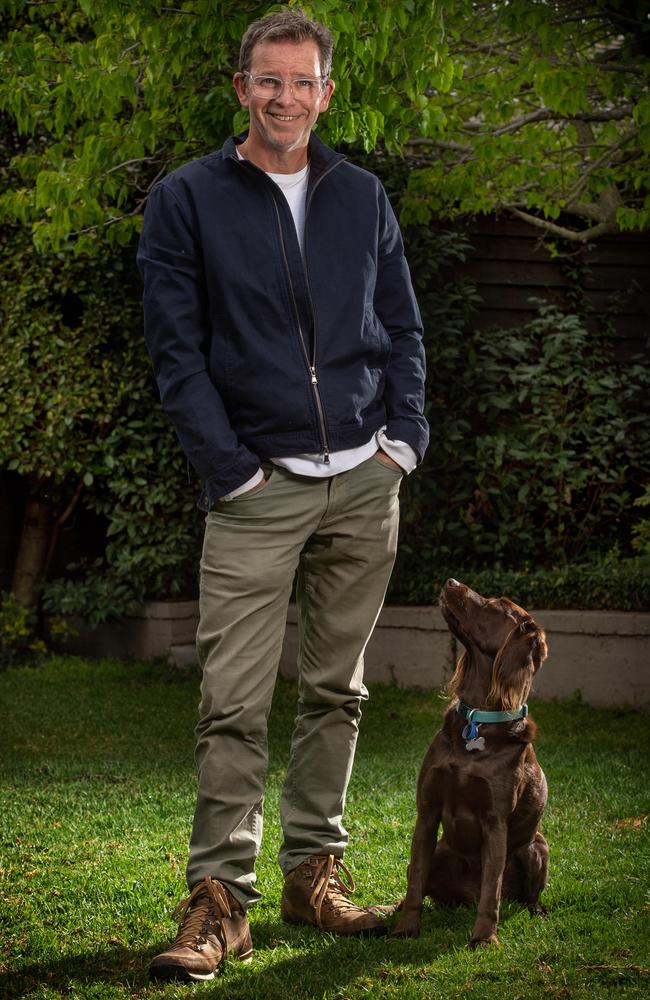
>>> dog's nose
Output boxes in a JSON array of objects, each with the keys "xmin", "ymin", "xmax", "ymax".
[{"xmin": 447, "ymin": 578, "xmax": 460, "ymax": 588}]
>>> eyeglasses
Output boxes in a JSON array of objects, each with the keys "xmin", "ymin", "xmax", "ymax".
[{"xmin": 243, "ymin": 72, "xmax": 326, "ymax": 100}]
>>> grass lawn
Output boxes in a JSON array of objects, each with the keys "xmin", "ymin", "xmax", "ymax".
[{"xmin": 0, "ymin": 654, "xmax": 648, "ymax": 999}]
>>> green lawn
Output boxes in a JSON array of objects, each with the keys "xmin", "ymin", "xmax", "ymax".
[{"xmin": 1, "ymin": 655, "xmax": 648, "ymax": 999}]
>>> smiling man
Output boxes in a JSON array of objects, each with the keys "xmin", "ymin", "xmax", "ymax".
[
  {"xmin": 138, "ymin": 7, "xmax": 428, "ymax": 983},
  {"xmin": 234, "ymin": 36, "xmax": 334, "ymax": 167}
]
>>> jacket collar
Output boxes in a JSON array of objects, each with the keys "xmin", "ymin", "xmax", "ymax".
[{"xmin": 223, "ymin": 131, "xmax": 346, "ymax": 179}]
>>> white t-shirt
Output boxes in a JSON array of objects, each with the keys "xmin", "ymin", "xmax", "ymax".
[{"xmin": 267, "ymin": 164, "xmax": 309, "ymax": 254}]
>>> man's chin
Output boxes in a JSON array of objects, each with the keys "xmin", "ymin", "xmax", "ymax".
[
  {"xmin": 265, "ymin": 132, "xmax": 308, "ymax": 154},
  {"xmin": 258, "ymin": 119, "xmax": 309, "ymax": 145}
]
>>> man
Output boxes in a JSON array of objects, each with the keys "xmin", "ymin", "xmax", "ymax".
[{"xmin": 138, "ymin": 7, "xmax": 428, "ymax": 983}]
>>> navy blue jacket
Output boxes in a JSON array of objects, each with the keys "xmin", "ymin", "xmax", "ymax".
[{"xmin": 137, "ymin": 132, "xmax": 428, "ymax": 509}]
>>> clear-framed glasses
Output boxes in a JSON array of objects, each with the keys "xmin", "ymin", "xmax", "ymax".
[{"xmin": 243, "ymin": 72, "xmax": 326, "ymax": 100}]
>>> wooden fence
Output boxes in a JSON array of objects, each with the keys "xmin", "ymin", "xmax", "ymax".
[{"xmin": 456, "ymin": 216, "xmax": 650, "ymax": 358}]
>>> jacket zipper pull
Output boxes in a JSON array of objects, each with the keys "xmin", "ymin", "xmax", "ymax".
[{"xmin": 309, "ymin": 366, "xmax": 330, "ymax": 463}]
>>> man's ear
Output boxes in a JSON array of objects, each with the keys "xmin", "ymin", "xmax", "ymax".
[
  {"xmin": 233, "ymin": 72, "xmax": 250, "ymax": 108},
  {"xmin": 319, "ymin": 78, "xmax": 335, "ymax": 112}
]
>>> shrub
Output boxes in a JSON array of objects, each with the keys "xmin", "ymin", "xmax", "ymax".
[
  {"xmin": 388, "ymin": 552, "xmax": 650, "ymax": 612},
  {"xmin": 0, "ymin": 225, "xmax": 202, "ymax": 624},
  {"xmin": 466, "ymin": 302, "xmax": 647, "ymax": 561},
  {"xmin": 41, "ymin": 403, "xmax": 203, "ymax": 624},
  {"xmin": 0, "ymin": 592, "xmax": 46, "ymax": 667},
  {"xmin": 632, "ymin": 485, "xmax": 650, "ymax": 557},
  {"xmin": 390, "ymin": 246, "xmax": 650, "ymax": 604},
  {"xmin": 32, "ymin": 221, "xmax": 650, "ymax": 617}
]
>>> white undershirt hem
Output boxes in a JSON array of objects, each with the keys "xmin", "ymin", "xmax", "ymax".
[{"xmin": 221, "ymin": 430, "xmax": 417, "ymax": 501}]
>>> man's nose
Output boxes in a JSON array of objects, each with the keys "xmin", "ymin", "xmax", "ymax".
[{"xmin": 274, "ymin": 81, "xmax": 298, "ymax": 103}]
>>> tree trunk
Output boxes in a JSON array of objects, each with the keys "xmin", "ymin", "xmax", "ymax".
[{"xmin": 11, "ymin": 496, "xmax": 53, "ymax": 608}]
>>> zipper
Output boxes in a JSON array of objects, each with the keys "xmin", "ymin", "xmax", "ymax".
[
  {"xmin": 271, "ymin": 195, "xmax": 331, "ymax": 462},
  {"xmin": 236, "ymin": 148, "xmax": 344, "ymax": 464},
  {"xmin": 309, "ymin": 365, "xmax": 330, "ymax": 464},
  {"xmin": 300, "ymin": 160, "xmax": 342, "ymax": 465}
]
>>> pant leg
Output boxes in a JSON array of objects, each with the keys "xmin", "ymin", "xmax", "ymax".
[
  {"xmin": 278, "ymin": 455, "xmax": 402, "ymax": 874},
  {"xmin": 186, "ymin": 468, "xmax": 326, "ymax": 905}
]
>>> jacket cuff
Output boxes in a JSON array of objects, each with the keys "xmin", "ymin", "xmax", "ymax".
[{"xmin": 384, "ymin": 417, "xmax": 429, "ymax": 465}]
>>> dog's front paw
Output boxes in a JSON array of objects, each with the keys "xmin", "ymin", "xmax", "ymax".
[
  {"xmin": 469, "ymin": 933, "xmax": 499, "ymax": 949},
  {"xmin": 392, "ymin": 915, "xmax": 421, "ymax": 939},
  {"xmin": 528, "ymin": 903, "xmax": 547, "ymax": 918}
]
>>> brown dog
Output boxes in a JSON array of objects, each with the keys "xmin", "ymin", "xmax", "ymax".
[{"xmin": 393, "ymin": 579, "xmax": 549, "ymax": 947}]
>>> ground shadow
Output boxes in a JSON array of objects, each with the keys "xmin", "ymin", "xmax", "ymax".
[{"xmin": 2, "ymin": 912, "xmax": 466, "ymax": 998}]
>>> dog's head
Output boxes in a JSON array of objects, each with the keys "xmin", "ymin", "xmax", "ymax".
[{"xmin": 440, "ymin": 579, "xmax": 547, "ymax": 710}]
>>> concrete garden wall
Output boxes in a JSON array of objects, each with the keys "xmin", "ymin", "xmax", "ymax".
[
  {"xmin": 57, "ymin": 599, "xmax": 200, "ymax": 662},
  {"xmin": 278, "ymin": 605, "xmax": 650, "ymax": 711},
  {"xmin": 56, "ymin": 601, "xmax": 650, "ymax": 711}
]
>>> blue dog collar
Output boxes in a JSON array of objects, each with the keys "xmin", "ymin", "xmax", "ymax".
[{"xmin": 456, "ymin": 701, "xmax": 528, "ymax": 742}]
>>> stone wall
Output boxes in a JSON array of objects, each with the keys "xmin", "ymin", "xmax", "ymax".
[
  {"xmin": 278, "ymin": 605, "xmax": 650, "ymax": 711},
  {"xmin": 52, "ymin": 601, "xmax": 650, "ymax": 711}
]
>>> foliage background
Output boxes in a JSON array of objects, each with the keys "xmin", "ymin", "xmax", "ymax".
[
  {"xmin": 0, "ymin": 0, "xmax": 649, "ymax": 620},
  {"xmin": 1, "ymin": 0, "xmax": 648, "ymax": 248},
  {"xmin": 381, "ymin": 205, "xmax": 650, "ymax": 607}
]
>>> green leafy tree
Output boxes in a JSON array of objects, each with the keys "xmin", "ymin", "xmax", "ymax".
[
  {"xmin": 401, "ymin": 0, "xmax": 650, "ymax": 242},
  {"xmin": 0, "ymin": 0, "xmax": 449, "ymax": 252},
  {"xmin": 0, "ymin": 1, "xmax": 647, "ymax": 250},
  {"xmin": 0, "ymin": 0, "xmax": 648, "ymax": 619}
]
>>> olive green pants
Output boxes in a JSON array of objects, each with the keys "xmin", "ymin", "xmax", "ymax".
[{"xmin": 186, "ymin": 455, "xmax": 402, "ymax": 907}]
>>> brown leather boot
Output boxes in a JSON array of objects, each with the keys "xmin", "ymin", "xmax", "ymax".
[
  {"xmin": 281, "ymin": 854, "xmax": 387, "ymax": 937},
  {"xmin": 149, "ymin": 877, "xmax": 253, "ymax": 982}
]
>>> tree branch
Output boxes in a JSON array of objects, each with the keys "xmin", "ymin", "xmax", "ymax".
[
  {"xmin": 507, "ymin": 207, "xmax": 616, "ymax": 242},
  {"xmin": 103, "ymin": 154, "xmax": 166, "ymax": 176},
  {"xmin": 563, "ymin": 126, "xmax": 638, "ymax": 207},
  {"xmin": 68, "ymin": 161, "xmax": 172, "ymax": 238},
  {"xmin": 405, "ymin": 137, "xmax": 473, "ymax": 153},
  {"xmin": 564, "ymin": 201, "xmax": 608, "ymax": 222},
  {"xmin": 460, "ymin": 106, "xmax": 633, "ymax": 136},
  {"xmin": 44, "ymin": 475, "xmax": 85, "ymax": 578},
  {"xmin": 119, "ymin": 42, "xmax": 141, "ymax": 61}
]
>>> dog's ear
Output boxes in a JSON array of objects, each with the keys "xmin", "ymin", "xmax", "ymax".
[
  {"xmin": 488, "ymin": 621, "xmax": 547, "ymax": 709},
  {"xmin": 448, "ymin": 650, "xmax": 469, "ymax": 700}
]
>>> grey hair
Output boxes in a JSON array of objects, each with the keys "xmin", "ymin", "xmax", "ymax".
[{"xmin": 239, "ymin": 7, "xmax": 334, "ymax": 77}]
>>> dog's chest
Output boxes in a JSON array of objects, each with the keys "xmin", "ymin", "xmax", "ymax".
[{"xmin": 428, "ymin": 744, "xmax": 525, "ymax": 814}]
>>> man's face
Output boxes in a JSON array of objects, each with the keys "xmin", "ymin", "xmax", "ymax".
[{"xmin": 234, "ymin": 39, "xmax": 335, "ymax": 158}]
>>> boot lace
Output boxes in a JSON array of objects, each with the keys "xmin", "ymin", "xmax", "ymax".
[
  {"xmin": 171, "ymin": 877, "xmax": 232, "ymax": 952},
  {"xmin": 306, "ymin": 855, "xmax": 360, "ymax": 928}
]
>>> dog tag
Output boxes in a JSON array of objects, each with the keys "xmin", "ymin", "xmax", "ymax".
[{"xmin": 465, "ymin": 736, "xmax": 485, "ymax": 751}]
